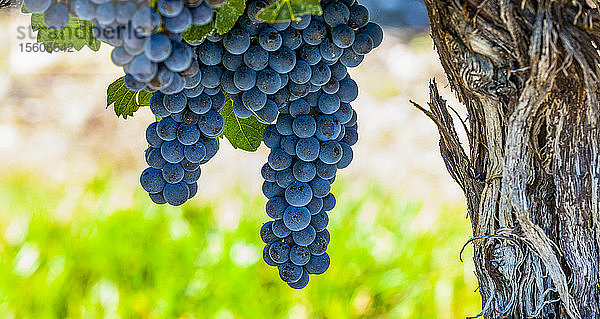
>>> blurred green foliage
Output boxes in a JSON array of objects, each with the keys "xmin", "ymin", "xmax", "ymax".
[{"xmin": 0, "ymin": 171, "xmax": 479, "ymax": 318}]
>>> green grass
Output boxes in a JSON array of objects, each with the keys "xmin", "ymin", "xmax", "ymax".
[{"xmin": 0, "ymin": 170, "xmax": 480, "ymax": 319}]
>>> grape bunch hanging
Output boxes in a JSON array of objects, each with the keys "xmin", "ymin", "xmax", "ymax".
[{"xmin": 22, "ymin": 0, "xmax": 382, "ymax": 289}]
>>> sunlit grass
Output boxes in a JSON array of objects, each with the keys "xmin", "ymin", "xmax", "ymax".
[{"xmin": 0, "ymin": 170, "xmax": 480, "ymax": 318}]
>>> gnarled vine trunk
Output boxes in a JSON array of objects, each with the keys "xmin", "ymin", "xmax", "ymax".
[{"xmin": 418, "ymin": 1, "xmax": 600, "ymax": 318}]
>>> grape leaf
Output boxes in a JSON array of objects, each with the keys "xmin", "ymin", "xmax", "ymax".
[
  {"xmin": 182, "ymin": 20, "xmax": 215, "ymax": 43},
  {"xmin": 214, "ymin": 0, "xmax": 246, "ymax": 34},
  {"xmin": 257, "ymin": 0, "xmax": 322, "ymax": 23},
  {"xmin": 183, "ymin": 0, "xmax": 246, "ymax": 42},
  {"xmin": 106, "ymin": 77, "xmax": 152, "ymax": 119},
  {"xmin": 23, "ymin": 4, "xmax": 101, "ymax": 53},
  {"xmin": 220, "ymin": 94, "xmax": 266, "ymax": 152}
]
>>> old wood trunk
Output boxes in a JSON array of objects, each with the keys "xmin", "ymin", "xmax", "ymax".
[{"xmin": 418, "ymin": 1, "xmax": 600, "ymax": 318}]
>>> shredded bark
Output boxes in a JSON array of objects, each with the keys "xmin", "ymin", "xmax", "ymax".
[{"xmin": 416, "ymin": 0, "xmax": 600, "ymax": 318}]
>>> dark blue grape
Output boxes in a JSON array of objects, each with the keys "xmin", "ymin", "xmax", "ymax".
[
  {"xmin": 292, "ymin": 115, "xmax": 317, "ymax": 138},
  {"xmin": 263, "ymin": 181, "xmax": 285, "ymax": 198},
  {"xmin": 311, "ymin": 210, "xmax": 329, "ymax": 232},
  {"xmin": 308, "ymin": 229, "xmax": 330, "ymax": 255},
  {"xmin": 263, "ymin": 125, "xmax": 282, "ymax": 149},
  {"xmin": 140, "ymin": 167, "xmax": 166, "ymax": 194},
  {"xmin": 197, "ymin": 110, "xmax": 225, "ymax": 138},
  {"xmin": 302, "ymin": 20, "xmax": 327, "ymax": 45},
  {"xmin": 189, "ymin": 93, "xmax": 212, "ymax": 114},
  {"xmin": 288, "ymin": 100, "xmax": 311, "ymax": 118},
  {"xmin": 222, "ymin": 51, "xmax": 244, "ymax": 71},
  {"xmin": 332, "ymin": 24, "xmax": 355, "ymax": 49},
  {"xmin": 262, "ymin": 163, "xmax": 277, "ymax": 183},
  {"xmin": 291, "ymin": 14, "xmax": 311, "ymax": 30},
  {"xmin": 300, "ymin": 45, "xmax": 322, "ymax": 65},
  {"xmin": 162, "ymin": 92, "xmax": 187, "ymax": 114},
  {"xmin": 162, "ymin": 163, "xmax": 185, "ymax": 183},
  {"xmin": 254, "ymin": 99, "xmax": 279, "ymax": 124},
  {"xmin": 197, "ymin": 41, "xmax": 223, "ymax": 66},
  {"xmin": 288, "ymin": 82, "xmax": 310, "ymax": 99},
  {"xmin": 316, "ymin": 160, "xmax": 337, "ymax": 180},
  {"xmin": 281, "ymin": 28, "xmax": 303, "ymax": 50},
  {"xmin": 285, "ymin": 182, "xmax": 313, "ymax": 207},
  {"xmin": 280, "ymin": 135, "xmax": 299, "ymax": 156},
  {"xmin": 319, "ymin": 141, "xmax": 343, "ymax": 164},
  {"xmin": 163, "ymin": 182, "xmax": 189, "ymax": 206},
  {"xmin": 223, "ymin": 28, "xmax": 251, "ymax": 55},
  {"xmin": 322, "ymin": 193, "xmax": 336, "ymax": 211},
  {"xmin": 352, "ymin": 33, "xmax": 373, "ymax": 55},
  {"xmin": 221, "ymin": 70, "xmax": 242, "ymax": 94},
  {"xmin": 322, "ymin": 79, "xmax": 340, "ymax": 94},
  {"xmin": 289, "ymin": 60, "xmax": 312, "ymax": 85},
  {"xmin": 146, "ymin": 122, "xmax": 163, "ymax": 148},
  {"xmin": 244, "ymin": 45, "xmax": 269, "ymax": 71},
  {"xmin": 337, "ymin": 76, "xmax": 359, "ymax": 103},
  {"xmin": 187, "ymin": 182, "xmax": 198, "ymax": 198},
  {"xmin": 269, "ymin": 241, "xmax": 290, "ymax": 263},
  {"xmin": 232, "ymin": 98, "xmax": 253, "ymax": 118},
  {"xmin": 242, "ymin": 87, "xmax": 268, "ymax": 111},
  {"xmin": 287, "ymin": 269, "xmax": 309, "ymax": 289},
  {"xmin": 278, "ymin": 262, "xmax": 303, "ymax": 283},
  {"xmin": 272, "ymin": 219, "xmax": 292, "ymax": 238},
  {"xmin": 263, "ymin": 243, "xmax": 279, "ymax": 266},
  {"xmin": 348, "ymin": 4, "xmax": 369, "ymax": 28},
  {"xmin": 319, "ymin": 38, "xmax": 343, "ymax": 61},
  {"xmin": 323, "ymin": 2, "xmax": 350, "ymax": 27},
  {"xmin": 238, "ymin": 14, "xmax": 264, "ymax": 37},
  {"xmin": 161, "ymin": 140, "xmax": 185, "ymax": 163},
  {"xmin": 146, "ymin": 148, "xmax": 167, "ymax": 169},
  {"xmin": 276, "ymin": 168, "xmax": 295, "ymax": 188},
  {"xmin": 305, "ymin": 253, "xmax": 330, "ymax": 275},
  {"xmin": 292, "ymin": 225, "xmax": 316, "ymax": 246},
  {"xmin": 149, "ymin": 192, "xmax": 167, "ymax": 205},
  {"xmin": 177, "ymin": 123, "xmax": 201, "ymax": 145},
  {"xmin": 330, "ymin": 61, "xmax": 348, "ymax": 81},
  {"xmin": 234, "ymin": 66, "xmax": 257, "ymax": 91},
  {"xmin": 340, "ymin": 48, "xmax": 364, "ymax": 67},
  {"xmin": 260, "ymin": 221, "xmax": 279, "ymax": 244},
  {"xmin": 200, "ymin": 65, "xmax": 222, "ymax": 89},
  {"xmin": 289, "ymin": 245, "xmax": 311, "ymax": 266},
  {"xmin": 256, "ymin": 69, "xmax": 282, "ymax": 94},
  {"xmin": 266, "ymin": 196, "xmax": 287, "ymax": 220},
  {"xmin": 210, "ymin": 91, "xmax": 226, "ymax": 112},
  {"xmin": 307, "ymin": 196, "xmax": 323, "ymax": 215},
  {"xmin": 296, "ymin": 137, "xmax": 320, "ymax": 162},
  {"xmin": 283, "ymin": 206, "xmax": 311, "ymax": 231},
  {"xmin": 268, "ymin": 148, "xmax": 293, "ymax": 171},
  {"xmin": 362, "ymin": 22, "xmax": 383, "ymax": 48},
  {"xmin": 310, "ymin": 62, "xmax": 331, "ymax": 86},
  {"xmin": 309, "ymin": 177, "xmax": 331, "ymax": 198},
  {"xmin": 181, "ymin": 158, "xmax": 200, "ymax": 172},
  {"xmin": 269, "ymin": 47, "xmax": 296, "ymax": 74},
  {"xmin": 258, "ymin": 27, "xmax": 282, "ymax": 52},
  {"xmin": 337, "ymin": 142, "xmax": 353, "ymax": 169},
  {"xmin": 183, "ymin": 167, "xmax": 201, "ymax": 184},
  {"xmin": 292, "ymin": 161, "xmax": 316, "ymax": 183}
]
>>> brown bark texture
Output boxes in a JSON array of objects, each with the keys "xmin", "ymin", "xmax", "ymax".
[{"xmin": 416, "ymin": 0, "xmax": 600, "ymax": 318}]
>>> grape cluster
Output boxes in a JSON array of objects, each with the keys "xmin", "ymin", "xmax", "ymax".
[
  {"xmin": 23, "ymin": 0, "xmax": 224, "ymax": 95},
  {"xmin": 140, "ymin": 89, "xmax": 225, "ymax": 206},
  {"xmin": 242, "ymin": 0, "xmax": 381, "ymax": 288}
]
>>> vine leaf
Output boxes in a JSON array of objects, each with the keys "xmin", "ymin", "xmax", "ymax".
[
  {"xmin": 182, "ymin": 0, "xmax": 246, "ymax": 42},
  {"xmin": 106, "ymin": 77, "xmax": 153, "ymax": 119},
  {"xmin": 23, "ymin": 4, "xmax": 101, "ymax": 53},
  {"xmin": 215, "ymin": 0, "xmax": 246, "ymax": 34},
  {"xmin": 257, "ymin": 0, "xmax": 322, "ymax": 23},
  {"xmin": 220, "ymin": 94, "xmax": 266, "ymax": 152}
]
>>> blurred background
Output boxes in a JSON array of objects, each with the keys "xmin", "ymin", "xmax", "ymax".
[{"xmin": 0, "ymin": 1, "xmax": 481, "ymax": 318}]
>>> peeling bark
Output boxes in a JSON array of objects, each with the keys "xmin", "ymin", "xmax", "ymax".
[{"xmin": 417, "ymin": 1, "xmax": 600, "ymax": 318}]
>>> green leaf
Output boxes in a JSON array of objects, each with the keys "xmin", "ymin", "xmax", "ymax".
[
  {"xmin": 182, "ymin": 20, "xmax": 215, "ymax": 43},
  {"xmin": 106, "ymin": 77, "xmax": 152, "ymax": 119},
  {"xmin": 257, "ymin": 0, "xmax": 322, "ymax": 23},
  {"xmin": 182, "ymin": 0, "xmax": 246, "ymax": 42},
  {"xmin": 214, "ymin": 0, "xmax": 246, "ymax": 34},
  {"xmin": 220, "ymin": 94, "xmax": 266, "ymax": 152},
  {"xmin": 28, "ymin": 11, "xmax": 101, "ymax": 53}
]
